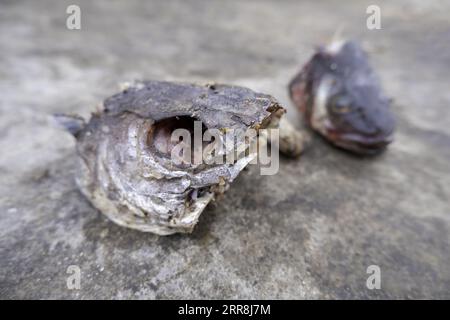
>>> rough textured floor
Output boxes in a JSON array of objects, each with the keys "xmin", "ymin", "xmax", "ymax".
[{"xmin": 0, "ymin": 0, "xmax": 449, "ymax": 299}]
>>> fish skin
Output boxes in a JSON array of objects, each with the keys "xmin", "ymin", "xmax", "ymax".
[{"xmin": 60, "ymin": 81, "xmax": 284, "ymax": 235}]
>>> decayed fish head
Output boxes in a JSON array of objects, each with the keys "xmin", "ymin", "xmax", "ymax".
[
  {"xmin": 56, "ymin": 81, "xmax": 284, "ymax": 235},
  {"xmin": 289, "ymin": 40, "xmax": 395, "ymax": 154}
]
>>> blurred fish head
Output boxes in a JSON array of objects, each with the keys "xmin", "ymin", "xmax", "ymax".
[
  {"xmin": 290, "ymin": 40, "xmax": 395, "ymax": 154},
  {"xmin": 313, "ymin": 72, "xmax": 395, "ymax": 154}
]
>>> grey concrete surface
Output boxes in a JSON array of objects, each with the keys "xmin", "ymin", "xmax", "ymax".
[{"xmin": 0, "ymin": 0, "xmax": 449, "ymax": 299}]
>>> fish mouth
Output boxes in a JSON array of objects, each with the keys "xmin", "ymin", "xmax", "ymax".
[{"xmin": 331, "ymin": 130, "xmax": 394, "ymax": 155}]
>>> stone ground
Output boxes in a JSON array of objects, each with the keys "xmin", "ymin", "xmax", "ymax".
[{"xmin": 1, "ymin": 0, "xmax": 449, "ymax": 299}]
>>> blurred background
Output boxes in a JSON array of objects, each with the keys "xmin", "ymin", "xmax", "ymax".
[{"xmin": 0, "ymin": 0, "xmax": 449, "ymax": 299}]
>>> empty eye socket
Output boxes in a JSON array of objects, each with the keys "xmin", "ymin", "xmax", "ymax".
[
  {"xmin": 330, "ymin": 95, "xmax": 352, "ymax": 114},
  {"xmin": 148, "ymin": 116, "xmax": 208, "ymax": 164}
]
